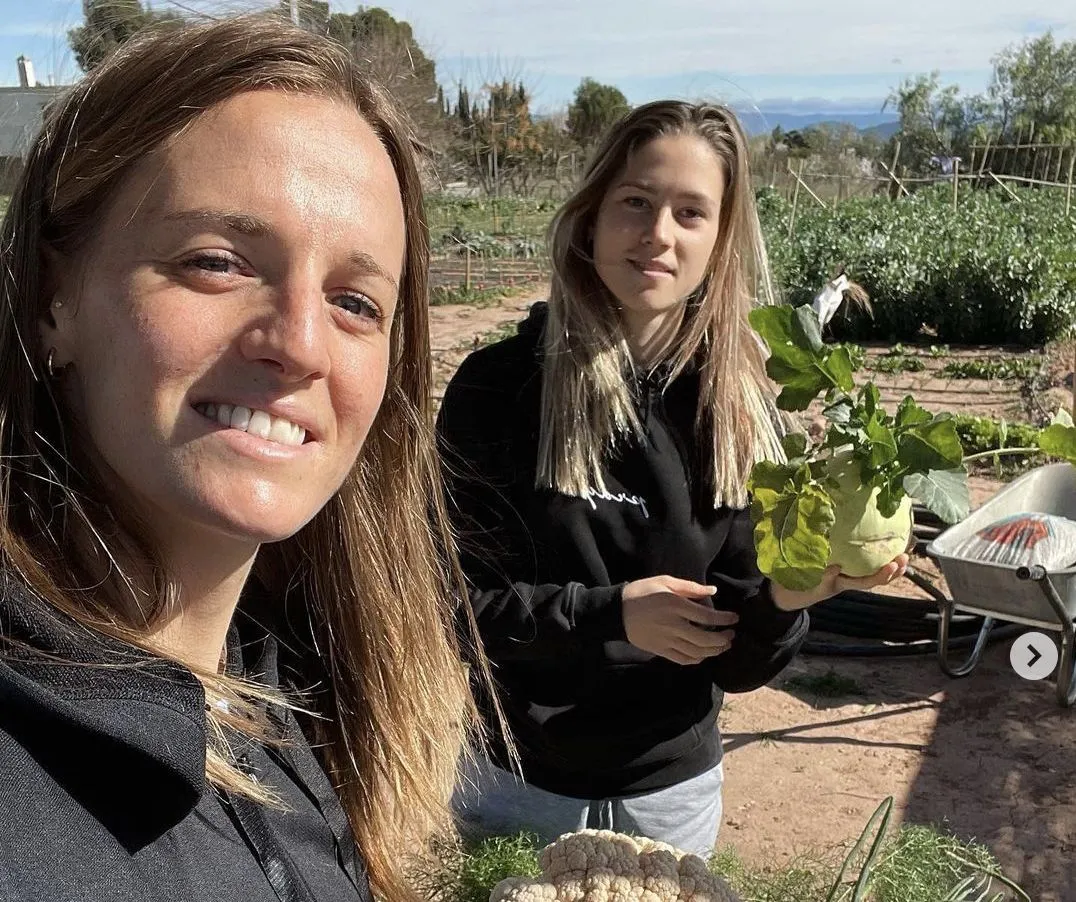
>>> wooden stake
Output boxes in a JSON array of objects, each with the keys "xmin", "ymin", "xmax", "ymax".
[
  {"xmin": 879, "ymin": 160, "xmax": 911, "ymax": 197},
  {"xmin": 952, "ymin": 158, "xmax": 960, "ymax": 209},
  {"xmin": 465, "ymin": 245, "xmax": 472, "ymax": 290},
  {"xmin": 787, "ymin": 159, "xmax": 828, "ymax": 209},
  {"xmin": 978, "ymin": 137, "xmax": 992, "ymax": 178},
  {"xmin": 888, "ymin": 140, "xmax": 902, "ymax": 200},
  {"xmin": 989, "ymin": 170, "xmax": 1022, "ymax": 202},
  {"xmin": 787, "ymin": 159, "xmax": 804, "ymax": 238}
]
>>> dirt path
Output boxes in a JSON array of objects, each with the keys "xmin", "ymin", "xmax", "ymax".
[
  {"xmin": 718, "ymin": 646, "xmax": 1075, "ymax": 901},
  {"xmin": 430, "ymin": 289, "xmax": 543, "ymax": 404},
  {"xmin": 430, "ymin": 297, "xmax": 1076, "ymax": 901}
]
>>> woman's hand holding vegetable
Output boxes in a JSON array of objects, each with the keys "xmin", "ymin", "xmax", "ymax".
[
  {"xmin": 770, "ymin": 553, "xmax": 909, "ymax": 611},
  {"xmin": 621, "ymin": 576, "xmax": 738, "ymax": 666}
]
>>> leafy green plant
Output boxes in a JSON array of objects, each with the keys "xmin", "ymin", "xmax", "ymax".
[
  {"xmin": 952, "ymin": 414, "xmax": 1041, "ymax": 455},
  {"xmin": 431, "ymin": 284, "xmax": 526, "ymax": 307},
  {"xmin": 837, "ymin": 342, "xmax": 868, "ymax": 371},
  {"xmin": 747, "ymin": 304, "xmax": 967, "ymax": 590},
  {"xmin": 940, "ymin": 356, "xmax": 1042, "ymax": 381},
  {"xmin": 747, "ymin": 304, "xmax": 1076, "ymax": 591},
  {"xmin": 783, "ymin": 669, "xmax": 866, "ymax": 698},
  {"xmin": 416, "ymin": 833, "xmax": 541, "ymax": 902},
  {"xmin": 758, "ymin": 186, "xmax": 1076, "ymax": 346},
  {"xmin": 870, "ymin": 354, "xmax": 926, "ymax": 374}
]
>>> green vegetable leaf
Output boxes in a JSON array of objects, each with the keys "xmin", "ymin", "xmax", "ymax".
[
  {"xmin": 861, "ymin": 383, "xmax": 881, "ymax": 420},
  {"xmin": 750, "ymin": 477, "xmax": 835, "ymax": 592},
  {"xmin": 864, "ymin": 416, "xmax": 898, "ymax": 470},
  {"xmin": 897, "ymin": 418, "xmax": 964, "ymax": 473},
  {"xmin": 781, "ymin": 432, "xmax": 809, "ymax": 462},
  {"xmin": 748, "ymin": 459, "xmax": 800, "ymax": 494},
  {"xmin": 749, "ymin": 306, "xmax": 855, "ymax": 411},
  {"xmin": 1037, "ymin": 422, "xmax": 1076, "ymax": 466},
  {"xmin": 895, "ymin": 396, "xmax": 932, "ymax": 430},
  {"xmin": 874, "ymin": 478, "xmax": 906, "ymax": 520},
  {"xmin": 791, "ymin": 304, "xmax": 825, "ymax": 353},
  {"xmin": 822, "ymin": 346, "xmax": 856, "ymax": 395},
  {"xmin": 823, "ymin": 397, "xmax": 853, "ymax": 424},
  {"xmin": 903, "ymin": 468, "xmax": 971, "ymax": 524}
]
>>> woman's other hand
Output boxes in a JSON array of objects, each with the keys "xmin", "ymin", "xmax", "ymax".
[{"xmin": 622, "ymin": 576, "xmax": 738, "ymax": 665}]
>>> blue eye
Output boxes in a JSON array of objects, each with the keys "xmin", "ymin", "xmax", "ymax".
[
  {"xmin": 184, "ymin": 253, "xmax": 239, "ymax": 273},
  {"xmin": 332, "ymin": 292, "xmax": 383, "ymax": 323}
]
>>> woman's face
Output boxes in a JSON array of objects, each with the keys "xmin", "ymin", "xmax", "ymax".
[
  {"xmin": 591, "ymin": 133, "xmax": 726, "ymax": 322},
  {"xmin": 43, "ymin": 90, "xmax": 406, "ymax": 555}
]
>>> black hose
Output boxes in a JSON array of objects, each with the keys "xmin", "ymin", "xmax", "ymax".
[
  {"xmin": 802, "ymin": 623, "xmax": 1025, "ymax": 658},
  {"xmin": 801, "ymin": 517, "xmax": 1020, "ymax": 656}
]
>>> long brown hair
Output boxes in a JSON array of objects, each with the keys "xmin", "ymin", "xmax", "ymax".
[
  {"xmin": 539, "ymin": 100, "xmax": 788, "ymax": 509},
  {"xmin": 0, "ymin": 14, "xmax": 479, "ymax": 901}
]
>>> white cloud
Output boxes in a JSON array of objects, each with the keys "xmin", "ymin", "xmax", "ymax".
[{"xmin": 369, "ymin": 0, "xmax": 1076, "ymax": 84}]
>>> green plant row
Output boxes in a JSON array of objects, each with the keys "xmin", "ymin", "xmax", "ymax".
[{"xmin": 757, "ymin": 184, "xmax": 1076, "ymax": 346}]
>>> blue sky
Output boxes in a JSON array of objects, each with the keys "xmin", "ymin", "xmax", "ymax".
[{"xmin": 0, "ymin": 0, "xmax": 1073, "ymax": 119}]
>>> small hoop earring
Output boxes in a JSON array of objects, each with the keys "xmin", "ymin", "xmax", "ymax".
[{"xmin": 46, "ymin": 348, "xmax": 59, "ymax": 379}]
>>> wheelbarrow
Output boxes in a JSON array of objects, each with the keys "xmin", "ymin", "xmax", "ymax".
[{"xmin": 924, "ymin": 462, "xmax": 1076, "ymax": 707}]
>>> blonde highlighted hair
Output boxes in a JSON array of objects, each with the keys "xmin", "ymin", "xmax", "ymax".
[
  {"xmin": 0, "ymin": 14, "xmax": 483, "ymax": 902},
  {"xmin": 539, "ymin": 100, "xmax": 788, "ymax": 509}
]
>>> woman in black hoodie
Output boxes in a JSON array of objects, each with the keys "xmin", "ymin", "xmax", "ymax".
[
  {"xmin": 437, "ymin": 101, "xmax": 908, "ymax": 856},
  {"xmin": 0, "ymin": 14, "xmax": 487, "ymax": 902}
]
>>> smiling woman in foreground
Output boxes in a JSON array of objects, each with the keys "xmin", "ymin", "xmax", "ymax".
[{"xmin": 0, "ymin": 15, "xmax": 480, "ymax": 902}]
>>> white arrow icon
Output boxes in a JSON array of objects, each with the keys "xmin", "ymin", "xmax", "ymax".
[{"xmin": 1010, "ymin": 632, "xmax": 1059, "ymax": 681}]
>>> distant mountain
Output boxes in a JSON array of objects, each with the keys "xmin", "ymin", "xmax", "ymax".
[
  {"xmin": 731, "ymin": 106, "xmax": 899, "ymax": 137},
  {"xmin": 860, "ymin": 121, "xmax": 901, "ymax": 140}
]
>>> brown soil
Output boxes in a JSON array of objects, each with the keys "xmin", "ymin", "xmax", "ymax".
[{"xmin": 431, "ymin": 296, "xmax": 1076, "ymax": 901}]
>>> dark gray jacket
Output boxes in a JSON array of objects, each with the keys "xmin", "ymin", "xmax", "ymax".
[{"xmin": 0, "ymin": 571, "xmax": 370, "ymax": 902}]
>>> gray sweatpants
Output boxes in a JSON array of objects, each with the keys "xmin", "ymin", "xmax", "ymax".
[{"xmin": 452, "ymin": 755, "xmax": 724, "ymax": 859}]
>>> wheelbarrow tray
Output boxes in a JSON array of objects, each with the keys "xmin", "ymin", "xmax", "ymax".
[{"xmin": 926, "ymin": 462, "xmax": 1076, "ymax": 631}]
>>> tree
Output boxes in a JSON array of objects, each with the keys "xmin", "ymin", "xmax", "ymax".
[
  {"xmin": 326, "ymin": 7, "xmax": 442, "ymax": 141},
  {"xmin": 990, "ymin": 32, "xmax": 1076, "ymax": 144},
  {"xmin": 68, "ymin": 0, "xmax": 180, "ymax": 72},
  {"xmin": 884, "ymin": 72, "xmax": 991, "ymax": 174},
  {"xmin": 449, "ymin": 79, "xmax": 551, "ymax": 195},
  {"xmin": 566, "ymin": 78, "xmax": 630, "ymax": 146}
]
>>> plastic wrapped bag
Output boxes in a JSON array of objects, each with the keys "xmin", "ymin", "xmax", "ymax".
[{"xmin": 950, "ymin": 512, "xmax": 1076, "ymax": 571}]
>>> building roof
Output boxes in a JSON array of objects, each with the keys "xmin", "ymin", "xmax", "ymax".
[{"xmin": 0, "ymin": 86, "xmax": 66, "ymax": 158}]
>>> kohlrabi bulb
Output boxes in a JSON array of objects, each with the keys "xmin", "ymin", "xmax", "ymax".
[{"xmin": 825, "ymin": 451, "xmax": 912, "ymax": 577}]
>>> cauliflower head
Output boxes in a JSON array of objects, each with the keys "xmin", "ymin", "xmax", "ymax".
[{"xmin": 488, "ymin": 830, "xmax": 739, "ymax": 902}]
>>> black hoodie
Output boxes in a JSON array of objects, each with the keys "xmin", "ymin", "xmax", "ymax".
[
  {"xmin": 0, "ymin": 572, "xmax": 370, "ymax": 902},
  {"xmin": 437, "ymin": 302, "xmax": 808, "ymax": 800}
]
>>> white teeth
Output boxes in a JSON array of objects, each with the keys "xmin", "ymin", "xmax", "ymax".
[
  {"xmin": 229, "ymin": 405, "xmax": 252, "ymax": 430},
  {"xmin": 247, "ymin": 410, "xmax": 272, "ymax": 440},
  {"xmin": 197, "ymin": 403, "xmax": 307, "ymax": 447},
  {"xmin": 268, "ymin": 416, "xmax": 294, "ymax": 444}
]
